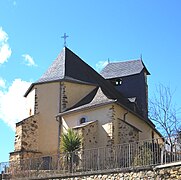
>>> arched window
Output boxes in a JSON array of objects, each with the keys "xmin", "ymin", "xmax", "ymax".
[{"xmin": 79, "ymin": 116, "xmax": 87, "ymax": 124}]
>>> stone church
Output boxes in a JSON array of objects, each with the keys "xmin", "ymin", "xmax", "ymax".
[{"xmin": 10, "ymin": 47, "xmax": 162, "ymax": 161}]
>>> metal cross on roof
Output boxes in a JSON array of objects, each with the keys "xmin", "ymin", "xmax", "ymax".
[{"xmin": 61, "ymin": 33, "xmax": 69, "ymax": 47}]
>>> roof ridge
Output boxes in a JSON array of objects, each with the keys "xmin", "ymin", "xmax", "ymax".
[
  {"xmin": 90, "ymin": 87, "xmax": 114, "ymax": 103},
  {"xmin": 108, "ymin": 59, "xmax": 141, "ymax": 64},
  {"xmin": 100, "ymin": 58, "xmax": 149, "ymax": 79}
]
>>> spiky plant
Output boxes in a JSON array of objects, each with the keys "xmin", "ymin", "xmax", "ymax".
[
  {"xmin": 61, "ymin": 129, "xmax": 82, "ymax": 172},
  {"xmin": 62, "ymin": 128, "xmax": 82, "ymax": 152}
]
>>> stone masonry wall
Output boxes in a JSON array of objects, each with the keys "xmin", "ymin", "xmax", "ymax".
[
  {"xmin": 3, "ymin": 164, "xmax": 181, "ymax": 179},
  {"xmin": 14, "ymin": 125, "xmax": 22, "ymax": 151},
  {"xmin": 34, "ymin": 88, "xmax": 38, "ymax": 114},
  {"xmin": 45, "ymin": 165, "xmax": 181, "ymax": 180},
  {"xmin": 14, "ymin": 114, "xmax": 39, "ymax": 152},
  {"xmin": 61, "ymin": 82, "xmax": 67, "ymax": 112},
  {"xmin": 22, "ymin": 164, "xmax": 181, "ymax": 180},
  {"xmin": 83, "ymin": 121, "xmax": 98, "ymax": 150},
  {"xmin": 77, "ymin": 121, "xmax": 98, "ymax": 150},
  {"xmin": 106, "ymin": 105, "xmax": 115, "ymax": 146},
  {"xmin": 118, "ymin": 119, "xmax": 139, "ymax": 144}
]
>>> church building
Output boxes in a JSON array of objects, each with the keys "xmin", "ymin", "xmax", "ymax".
[{"xmin": 9, "ymin": 47, "xmax": 162, "ymax": 162}]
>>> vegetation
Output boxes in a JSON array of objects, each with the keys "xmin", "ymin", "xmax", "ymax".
[
  {"xmin": 149, "ymin": 84, "xmax": 181, "ymax": 152},
  {"xmin": 132, "ymin": 143, "xmax": 153, "ymax": 166},
  {"xmin": 61, "ymin": 128, "xmax": 82, "ymax": 152},
  {"xmin": 61, "ymin": 128, "xmax": 82, "ymax": 172}
]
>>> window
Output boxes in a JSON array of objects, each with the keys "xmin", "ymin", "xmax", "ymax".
[
  {"xmin": 80, "ymin": 117, "xmax": 86, "ymax": 124},
  {"xmin": 79, "ymin": 116, "xmax": 88, "ymax": 124},
  {"xmin": 115, "ymin": 78, "xmax": 122, "ymax": 86},
  {"xmin": 110, "ymin": 78, "xmax": 122, "ymax": 86},
  {"xmin": 42, "ymin": 156, "xmax": 52, "ymax": 170}
]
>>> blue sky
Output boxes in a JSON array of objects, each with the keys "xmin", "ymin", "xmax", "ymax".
[{"xmin": 0, "ymin": 0, "xmax": 181, "ymax": 162}]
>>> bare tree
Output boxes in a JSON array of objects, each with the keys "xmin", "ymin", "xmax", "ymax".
[{"xmin": 149, "ymin": 84, "xmax": 181, "ymax": 152}]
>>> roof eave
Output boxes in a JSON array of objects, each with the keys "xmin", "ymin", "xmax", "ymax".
[
  {"xmin": 141, "ymin": 60, "xmax": 150, "ymax": 75},
  {"xmin": 24, "ymin": 83, "xmax": 35, "ymax": 97},
  {"xmin": 116, "ymin": 101, "xmax": 155, "ymax": 129},
  {"xmin": 24, "ymin": 78, "xmax": 97, "ymax": 97},
  {"xmin": 57, "ymin": 100, "xmax": 116, "ymax": 117}
]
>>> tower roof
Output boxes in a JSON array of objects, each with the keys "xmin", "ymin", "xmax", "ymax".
[
  {"xmin": 25, "ymin": 47, "xmax": 128, "ymax": 105},
  {"xmin": 100, "ymin": 59, "xmax": 150, "ymax": 79},
  {"xmin": 37, "ymin": 47, "xmax": 110, "ymax": 85},
  {"xmin": 24, "ymin": 47, "xmax": 148, "ymax": 119}
]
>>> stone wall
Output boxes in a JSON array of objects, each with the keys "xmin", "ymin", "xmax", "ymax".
[
  {"xmin": 74, "ymin": 121, "xmax": 98, "ymax": 150},
  {"xmin": 13, "ymin": 163, "xmax": 181, "ymax": 180},
  {"xmin": 61, "ymin": 82, "xmax": 67, "ymax": 112},
  {"xmin": 106, "ymin": 105, "xmax": 115, "ymax": 146},
  {"xmin": 9, "ymin": 150, "xmax": 41, "ymax": 162},
  {"xmin": 14, "ymin": 113, "xmax": 39, "ymax": 152},
  {"xmin": 3, "ymin": 162, "xmax": 181, "ymax": 179},
  {"xmin": 118, "ymin": 119, "xmax": 140, "ymax": 144},
  {"xmin": 34, "ymin": 88, "xmax": 38, "ymax": 114},
  {"xmin": 36, "ymin": 164, "xmax": 181, "ymax": 180},
  {"xmin": 60, "ymin": 82, "xmax": 96, "ymax": 112}
]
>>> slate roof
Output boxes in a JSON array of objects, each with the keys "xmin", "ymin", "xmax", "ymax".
[
  {"xmin": 37, "ymin": 49, "xmax": 65, "ymax": 83},
  {"xmin": 37, "ymin": 47, "xmax": 105, "ymax": 85},
  {"xmin": 25, "ymin": 47, "xmax": 129, "ymax": 107},
  {"xmin": 59, "ymin": 88, "xmax": 116, "ymax": 115},
  {"xmin": 100, "ymin": 60, "xmax": 150, "ymax": 79},
  {"xmin": 58, "ymin": 86, "xmax": 155, "ymax": 129},
  {"xmin": 25, "ymin": 47, "xmax": 149, "ymax": 122}
]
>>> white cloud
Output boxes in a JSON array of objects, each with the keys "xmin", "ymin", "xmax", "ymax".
[
  {"xmin": 0, "ymin": 27, "xmax": 8, "ymax": 42},
  {"xmin": 0, "ymin": 27, "xmax": 12, "ymax": 64},
  {"xmin": 22, "ymin": 54, "xmax": 37, "ymax": 67},
  {"xmin": 0, "ymin": 78, "xmax": 6, "ymax": 89},
  {"xmin": 96, "ymin": 60, "xmax": 108, "ymax": 72},
  {"xmin": 0, "ymin": 79, "xmax": 31, "ymax": 130},
  {"xmin": 0, "ymin": 44, "xmax": 12, "ymax": 64}
]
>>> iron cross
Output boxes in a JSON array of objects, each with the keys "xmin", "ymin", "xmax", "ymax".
[{"xmin": 61, "ymin": 33, "xmax": 69, "ymax": 47}]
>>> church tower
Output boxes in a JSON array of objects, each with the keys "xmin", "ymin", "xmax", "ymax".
[{"xmin": 100, "ymin": 59, "xmax": 150, "ymax": 119}]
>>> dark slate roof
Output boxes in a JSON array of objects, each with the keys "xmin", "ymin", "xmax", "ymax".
[
  {"xmin": 37, "ymin": 47, "xmax": 105, "ymax": 85},
  {"xmin": 59, "ymin": 88, "xmax": 116, "ymax": 115},
  {"xmin": 25, "ymin": 47, "xmax": 129, "ymax": 106},
  {"xmin": 58, "ymin": 86, "xmax": 155, "ymax": 130},
  {"xmin": 25, "ymin": 47, "xmax": 149, "ymax": 122},
  {"xmin": 100, "ymin": 60, "xmax": 150, "ymax": 79},
  {"xmin": 37, "ymin": 49, "xmax": 65, "ymax": 83}
]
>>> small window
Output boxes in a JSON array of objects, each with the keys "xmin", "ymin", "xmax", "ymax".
[
  {"xmin": 79, "ymin": 116, "xmax": 88, "ymax": 124},
  {"xmin": 115, "ymin": 78, "xmax": 122, "ymax": 86},
  {"xmin": 80, "ymin": 117, "xmax": 86, "ymax": 124},
  {"xmin": 115, "ymin": 81, "xmax": 119, "ymax": 85},
  {"xmin": 42, "ymin": 156, "xmax": 52, "ymax": 170}
]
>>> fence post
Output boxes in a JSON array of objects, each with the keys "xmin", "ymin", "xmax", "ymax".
[
  {"xmin": 128, "ymin": 144, "xmax": 131, "ymax": 167},
  {"xmin": 97, "ymin": 148, "xmax": 100, "ymax": 170},
  {"xmin": 71, "ymin": 152, "xmax": 73, "ymax": 174},
  {"xmin": 161, "ymin": 144, "xmax": 164, "ymax": 164}
]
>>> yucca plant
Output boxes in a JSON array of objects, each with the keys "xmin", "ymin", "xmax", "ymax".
[
  {"xmin": 61, "ymin": 129, "xmax": 82, "ymax": 172},
  {"xmin": 62, "ymin": 128, "xmax": 82, "ymax": 152}
]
